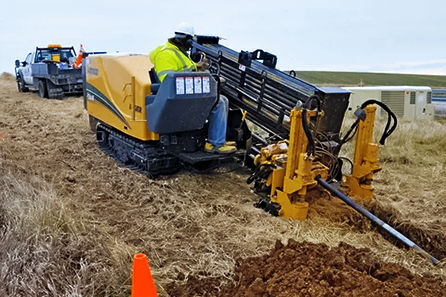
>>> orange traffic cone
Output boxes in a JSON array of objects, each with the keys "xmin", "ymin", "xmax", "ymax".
[
  {"xmin": 131, "ymin": 253, "xmax": 158, "ymax": 297},
  {"xmin": 73, "ymin": 44, "xmax": 84, "ymax": 69}
]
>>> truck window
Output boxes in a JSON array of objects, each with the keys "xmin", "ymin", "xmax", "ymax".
[
  {"xmin": 25, "ymin": 53, "xmax": 33, "ymax": 64},
  {"xmin": 36, "ymin": 50, "xmax": 51, "ymax": 62},
  {"xmin": 60, "ymin": 49, "xmax": 74, "ymax": 63},
  {"xmin": 36, "ymin": 48, "xmax": 74, "ymax": 63},
  {"xmin": 36, "ymin": 51, "xmax": 43, "ymax": 62}
]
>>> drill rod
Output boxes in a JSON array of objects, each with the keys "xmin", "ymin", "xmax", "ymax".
[{"xmin": 315, "ymin": 176, "xmax": 439, "ymax": 265}]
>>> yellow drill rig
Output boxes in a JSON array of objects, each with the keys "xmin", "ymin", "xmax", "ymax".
[{"xmin": 83, "ymin": 36, "xmax": 437, "ymax": 264}]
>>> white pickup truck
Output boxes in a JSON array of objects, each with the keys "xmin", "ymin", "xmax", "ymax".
[{"xmin": 14, "ymin": 44, "xmax": 83, "ymax": 99}]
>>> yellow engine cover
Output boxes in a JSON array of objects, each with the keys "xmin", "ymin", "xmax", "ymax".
[{"xmin": 85, "ymin": 53, "xmax": 159, "ymax": 141}]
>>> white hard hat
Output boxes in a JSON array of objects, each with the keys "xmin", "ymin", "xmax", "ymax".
[{"xmin": 174, "ymin": 22, "xmax": 195, "ymax": 37}]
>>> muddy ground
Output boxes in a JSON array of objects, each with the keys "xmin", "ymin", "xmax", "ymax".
[{"xmin": 1, "ymin": 73, "xmax": 445, "ymax": 296}]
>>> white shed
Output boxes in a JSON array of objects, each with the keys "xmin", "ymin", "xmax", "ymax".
[{"xmin": 341, "ymin": 86, "xmax": 435, "ymax": 121}]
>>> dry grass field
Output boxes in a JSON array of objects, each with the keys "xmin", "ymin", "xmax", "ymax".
[{"xmin": 1, "ymin": 72, "xmax": 445, "ymax": 296}]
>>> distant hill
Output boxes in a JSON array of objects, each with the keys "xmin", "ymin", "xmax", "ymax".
[
  {"xmin": 4, "ymin": 69, "xmax": 445, "ymax": 89},
  {"xmin": 288, "ymin": 71, "xmax": 446, "ymax": 89}
]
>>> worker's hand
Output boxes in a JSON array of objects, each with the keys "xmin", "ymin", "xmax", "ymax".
[
  {"xmin": 197, "ymin": 59, "xmax": 210, "ymax": 71},
  {"xmin": 219, "ymin": 76, "xmax": 226, "ymax": 88},
  {"xmin": 196, "ymin": 53, "xmax": 210, "ymax": 71}
]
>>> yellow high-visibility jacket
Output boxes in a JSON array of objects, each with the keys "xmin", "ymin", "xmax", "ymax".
[{"xmin": 149, "ymin": 41, "xmax": 197, "ymax": 82}]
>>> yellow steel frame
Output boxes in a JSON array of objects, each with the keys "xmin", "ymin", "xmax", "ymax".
[
  {"xmin": 343, "ymin": 105, "xmax": 381, "ymax": 201},
  {"xmin": 258, "ymin": 107, "xmax": 328, "ymax": 220}
]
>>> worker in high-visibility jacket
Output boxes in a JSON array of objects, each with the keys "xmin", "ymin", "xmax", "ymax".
[{"xmin": 149, "ymin": 23, "xmax": 236, "ymax": 154}]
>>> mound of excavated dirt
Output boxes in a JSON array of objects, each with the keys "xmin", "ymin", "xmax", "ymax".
[
  {"xmin": 166, "ymin": 239, "xmax": 446, "ymax": 297},
  {"xmin": 1, "ymin": 72, "xmax": 15, "ymax": 80}
]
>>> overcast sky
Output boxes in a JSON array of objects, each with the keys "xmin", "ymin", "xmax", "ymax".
[{"xmin": 1, "ymin": 0, "xmax": 445, "ymax": 75}]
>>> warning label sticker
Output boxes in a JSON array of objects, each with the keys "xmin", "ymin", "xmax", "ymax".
[
  {"xmin": 194, "ymin": 77, "xmax": 202, "ymax": 94},
  {"xmin": 176, "ymin": 77, "xmax": 185, "ymax": 95},
  {"xmin": 185, "ymin": 77, "xmax": 194, "ymax": 94},
  {"xmin": 203, "ymin": 76, "xmax": 210, "ymax": 93}
]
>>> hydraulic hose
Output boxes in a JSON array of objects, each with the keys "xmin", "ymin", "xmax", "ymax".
[
  {"xmin": 341, "ymin": 99, "xmax": 398, "ymax": 146},
  {"xmin": 341, "ymin": 119, "xmax": 359, "ymax": 146},
  {"xmin": 302, "ymin": 95, "xmax": 322, "ymax": 156},
  {"xmin": 315, "ymin": 176, "xmax": 439, "ymax": 265},
  {"xmin": 360, "ymin": 99, "xmax": 398, "ymax": 145}
]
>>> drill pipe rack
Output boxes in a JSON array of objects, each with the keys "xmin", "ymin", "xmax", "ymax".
[{"xmin": 191, "ymin": 36, "xmax": 350, "ymax": 172}]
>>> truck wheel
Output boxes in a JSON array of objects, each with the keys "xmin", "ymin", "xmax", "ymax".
[
  {"xmin": 38, "ymin": 79, "xmax": 48, "ymax": 98},
  {"xmin": 46, "ymin": 80, "xmax": 63, "ymax": 99},
  {"xmin": 17, "ymin": 74, "xmax": 29, "ymax": 92}
]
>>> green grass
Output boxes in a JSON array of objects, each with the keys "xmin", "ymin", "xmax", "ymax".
[{"xmin": 288, "ymin": 71, "xmax": 446, "ymax": 88}]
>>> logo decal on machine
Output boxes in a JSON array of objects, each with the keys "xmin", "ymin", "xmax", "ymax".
[
  {"xmin": 86, "ymin": 83, "xmax": 130, "ymax": 127},
  {"xmin": 87, "ymin": 67, "xmax": 99, "ymax": 76}
]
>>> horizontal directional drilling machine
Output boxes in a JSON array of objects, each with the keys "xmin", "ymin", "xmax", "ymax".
[{"xmin": 83, "ymin": 36, "xmax": 438, "ymax": 264}]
